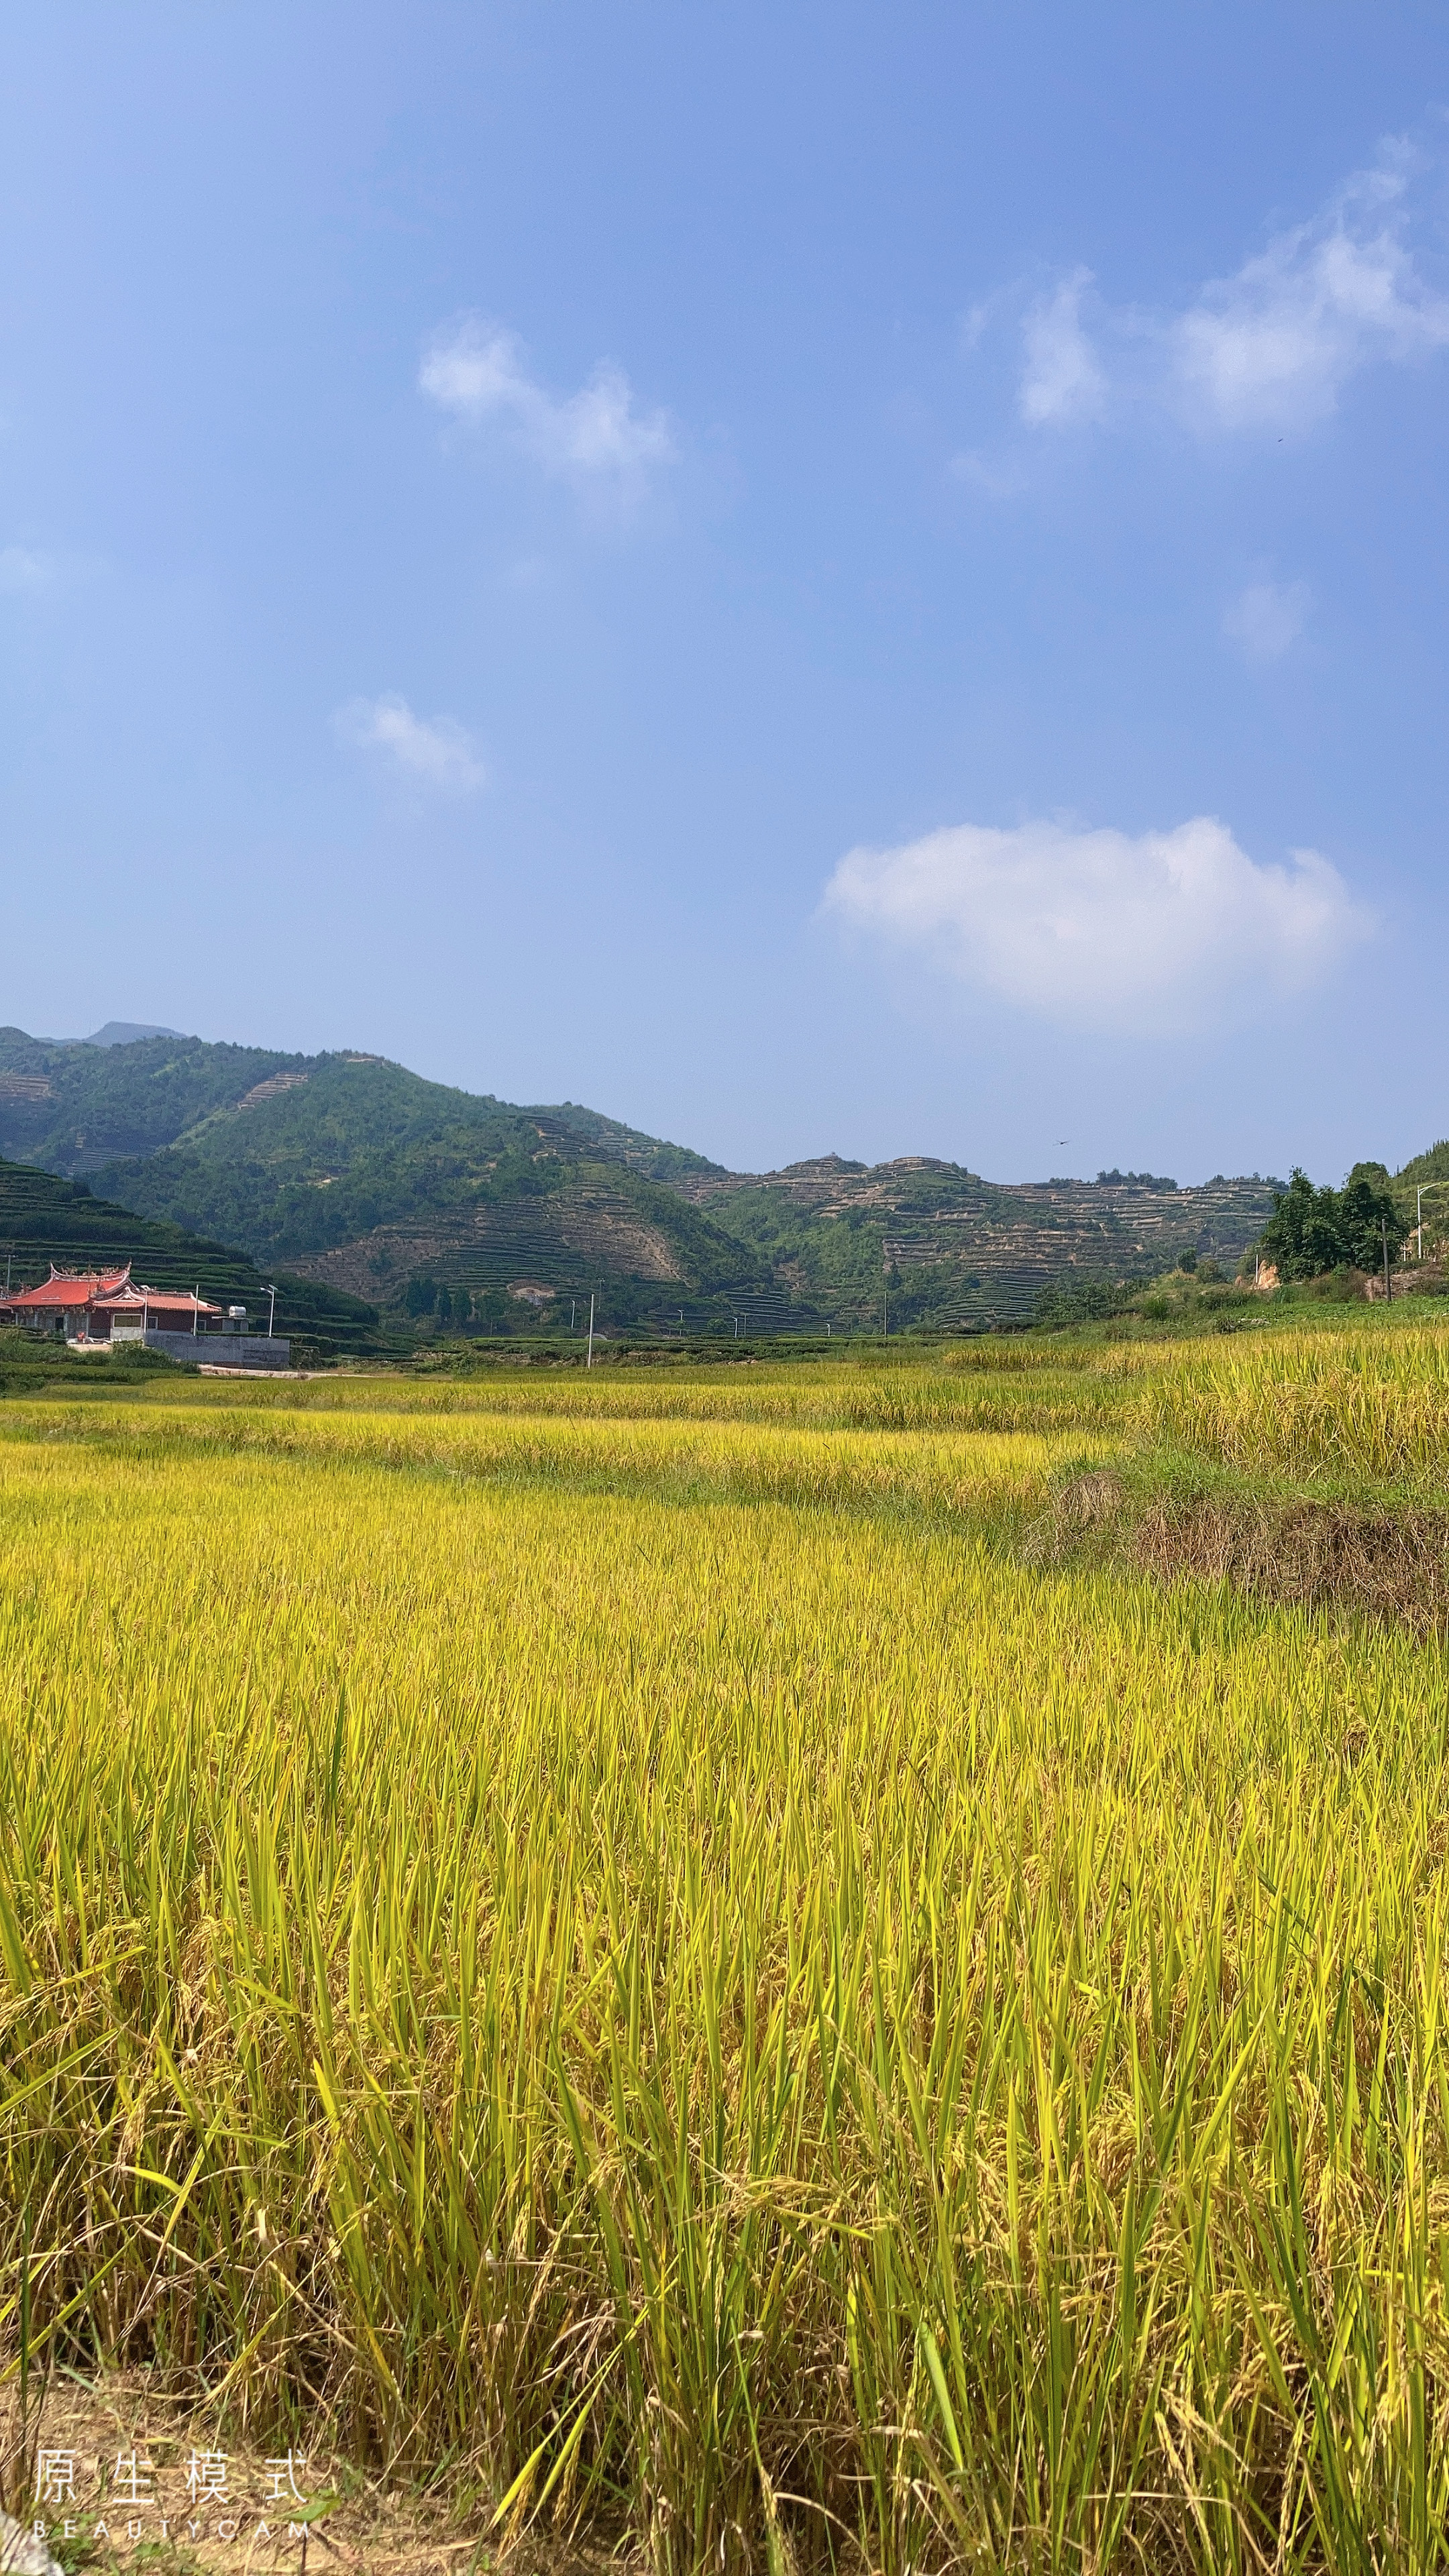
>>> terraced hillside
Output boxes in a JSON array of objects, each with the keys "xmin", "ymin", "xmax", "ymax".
[
  {"xmin": 678, "ymin": 1156, "xmax": 1284, "ymax": 1329},
  {"xmin": 0, "ymin": 1161, "xmax": 382, "ymax": 1354},
  {"xmin": 0, "ymin": 1025, "xmax": 305, "ymax": 1171},
  {"xmin": 0, "ymin": 1027, "xmax": 725, "ymax": 1192},
  {"xmin": 277, "ymin": 1157, "xmax": 794, "ymax": 1336},
  {"xmin": 0, "ymin": 1021, "xmax": 1400, "ymax": 1334}
]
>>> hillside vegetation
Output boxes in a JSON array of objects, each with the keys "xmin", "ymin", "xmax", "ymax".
[
  {"xmin": 683, "ymin": 1155, "xmax": 1283, "ymax": 1331},
  {"xmin": 0, "ymin": 1024, "xmax": 1304, "ymax": 1337},
  {"xmin": 0, "ymin": 1024, "xmax": 305, "ymax": 1169},
  {"xmin": 95, "ymin": 1066, "xmax": 780, "ymax": 1335}
]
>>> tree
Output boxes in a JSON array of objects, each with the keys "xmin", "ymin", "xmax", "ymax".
[
  {"xmin": 1258, "ymin": 1171, "xmax": 1340, "ymax": 1280},
  {"xmin": 1338, "ymin": 1163, "xmax": 1408, "ymax": 1273},
  {"xmin": 1258, "ymin": 1166, "xmax": 1407, "ymax": 1281}
]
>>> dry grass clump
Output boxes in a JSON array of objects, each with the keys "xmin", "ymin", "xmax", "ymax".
[
  {"xmin": 1039, "ymin": 1465, "xmax": 1449, "ymax": 1633},
  {"xmin": 1132, "ymin": 1493, "xmax": 1449, "ymax": 1633},
  {"xmin": 3, "ymin": 1357, "xmax": 1449, "ymax": 2569}
]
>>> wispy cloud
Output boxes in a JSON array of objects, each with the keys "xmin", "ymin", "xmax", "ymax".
[
  {"xmin": 998, "ymin": 147, "xmax": 1449, "ymax": 441},
  {"xmin": 1018, "ymin": 270, "xmax": 1107, "ymax": 427},
  {"xmin": 336, "ymin": 694, "xmax": 486, "ymax": 794},
  {"xmin": 822, "ymin": 814, "xmax": 1371, "ymax": 1036},
  {"xmin": 420, "ymin": 317, "xmax": 674, "ymax": 489},
  {"xmin": 1173, "ymin": 162, "xmax": 1449, "ymax": 431},
  {"xmin": 1224, "ymin": 578, "xmax": 1311, "ymax": 661},
  {"xmin": 949, "ymin": 447, "xmax": 1029, "ymax": 499},
  {"xmin": 0, "ymin": 545, "xmax": 58, "ymax": 594}
]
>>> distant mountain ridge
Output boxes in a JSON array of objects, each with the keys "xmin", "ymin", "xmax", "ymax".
[
  {"xmin": 0, "ymin": 1020, "xmax": 1384, "ymax": 1334},
  {"xmin": 76, "ymin": 1020, "xmax": 186, "ymax": 1047}
]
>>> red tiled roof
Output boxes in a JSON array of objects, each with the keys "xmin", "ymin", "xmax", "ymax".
[
  {"xmin": 95, "ymin": 1287, "xmax": 223, "ymax": 1318},
  {"xmin": 1, "ymin": 1266, "xmax": 132, "ymax": 1309},
  {"xmin": 0, "ymin": 1265, "xmax": 223, "ymax": 1320}
]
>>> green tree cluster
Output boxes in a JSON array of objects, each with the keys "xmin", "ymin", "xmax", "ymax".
[
  {"xmin": 1032, "ymin": 1276, "xmax": 1126, "ymax": 1328},
  {"xmin": 405, "ymin": 1275, "xmax": 476, "ymax": 1324},
  {"xmin": 1257, "ymin": 1165, "xmax": 1407, "ymax": 1281}
]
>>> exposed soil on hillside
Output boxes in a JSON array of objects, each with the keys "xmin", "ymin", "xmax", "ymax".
[{"xmin": 280, "ymin": 1192, "xmax": 686, "ymax": 1305}]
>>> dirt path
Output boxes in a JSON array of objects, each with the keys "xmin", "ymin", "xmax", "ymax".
[{"xmin": 2, "ymin": 2381, "xmax": 602, "ymax": 2576}]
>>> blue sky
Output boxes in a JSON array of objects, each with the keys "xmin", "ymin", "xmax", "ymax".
[{"xmin": 3, "ymin": 4, "xmax": 1448, "ymax": 1181}]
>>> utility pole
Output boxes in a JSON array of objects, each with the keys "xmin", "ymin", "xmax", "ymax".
[
  {"xmin": 586, "ymin": 1293, "xmax": 594, "ymax": 1369},
  {"xmin": 193, "ymin": 1283, "xmax": 200, "ymax": 1337},
  {"xmin": 266, "ymin": 1283, "xmax": 277, "ymax": 1338},
  {"xmin": 1382, "ymin": 1218, "xmax": 1391, "ymax": 1303}
]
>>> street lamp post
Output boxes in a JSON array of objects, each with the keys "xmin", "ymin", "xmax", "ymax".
[{"xmin": 1416, "ymin": 1181, "xmax": 1449, "ymax": 1263}]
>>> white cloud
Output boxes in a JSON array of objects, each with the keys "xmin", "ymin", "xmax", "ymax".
[
  {"xmin": 420, "ymin": 317, "xmax": 674, "ymax": 487},
  {"xmin": 1174, "ymin": 164, "xmax": 1449, "ymax": 431},
  {"xmin": 0, "ymin": 546, "xmax": 56, "ymax": 593},
  {"xmin": 336, "ymin": 694, "xmax": 486, "ymax": 793},
  {"xmin": 1008, "ymin": 150, "xmax": 1449, "ymax": 440},
  {"xmin": 1018, "ymin": 270, "xmax": 1107, "ymax": 427},
  {"xmin": 960, "ymin": 286, "xmax": 1012, "ymax": 354},
  {"xmin": 822, "ymin": 814, "xmax": 1371, "ymax": 1035},
  {"xmin": 1224, "ymin": 578, "xmax": 1311, "ymax": 661}
]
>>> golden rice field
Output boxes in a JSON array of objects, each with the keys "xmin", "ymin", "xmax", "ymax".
[{"xmin": 3, "ymin": 1313, "xmax": 1449, "ymax": 2570}]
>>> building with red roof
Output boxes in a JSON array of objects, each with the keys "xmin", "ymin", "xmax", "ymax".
[{"xmin": 0, "ymin": 1263, "xmax": 223, "ymax": 1344}]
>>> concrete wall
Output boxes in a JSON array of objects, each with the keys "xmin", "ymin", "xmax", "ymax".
[{"xmin": 140, "ymin": 1330, "xmax": 292, "ymax": 1368}]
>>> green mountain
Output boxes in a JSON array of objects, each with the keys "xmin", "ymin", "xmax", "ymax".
[
  {"xmin": 1395, "ymin": 1140, "xmax": 1449, "ymax": 1194},
  {"xmin": 0, "ymin": 1030, "xmax": 781, "ymax": 1336},
  {"xmin": 0, "ymin": 1025, "xmax": 315, "ymax": 1168},
  {"xmin": 0, "ymin": 1020, "xmax": 1413, "ymax": 1336},
  {"xmin": 0, "ymin": 1157, "xmax": 382, "ymax": 1356}
]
